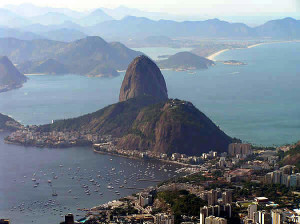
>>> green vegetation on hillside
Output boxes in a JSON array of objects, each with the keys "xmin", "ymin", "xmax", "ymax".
[
  {"xmin": 39, "ymin": 96, "xmax": 163, "ymax": 136},
  {"xmin": 157, "ymin": 190, "xmax": 207, "ymax": 224},
  {"xmin": 280, "ymin": 145, "xmax": 300, "ymax": 170}
]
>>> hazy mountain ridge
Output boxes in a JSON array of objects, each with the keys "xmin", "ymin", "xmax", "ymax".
[
  {"xmin": 0, "ymin": 36, "xmax": 143, "ymax": 77},
  {"xmin": 88, "ymin": 17, "xmax": 300, "ymax": 40},
  {"xmin": 0, "ymin": 27, "xmax": 44, "ymax": 40},
  {"xmin": 0, "ymin": 4, "xmax": 299, "ymax": 42}
]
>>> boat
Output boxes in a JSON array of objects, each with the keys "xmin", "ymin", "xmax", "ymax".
[
  {"xmin": 48, "ymin": 180, "xmax": 52, "ymax": 183},
  {"xmin": 52, "ymin": 190, "xmax": 58, "ymax": 197}
]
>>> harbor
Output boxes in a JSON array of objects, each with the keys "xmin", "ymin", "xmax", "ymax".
[{"xmin": 0, "ymin": 132, "xmax": 183, "ymax": 224}]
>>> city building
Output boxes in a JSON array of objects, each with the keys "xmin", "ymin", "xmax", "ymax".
[
  {"xmin": 258, "ymin": 210, "xmax": 271, "ymax": 224},
  {"xmin": 228, "ymin": 143, "xmax": 252, "ymax": 157},
  {"xmin": 208, "ymin": 189, "xmax": 218, "ymax": 206},
  {"xmin": 248, "ymin": 204, "xmax": 257, "ymax": 221},
  {"xmin": 155, "ymin": 213, "xmax": 174, "ymax": 224},
  {"xmin": 222, "ymin": 191, "xmax": 232, "ymax": 204},
  {"xmin": 205, "ymin": 216, "xmax": 227, "ymax": 224}
]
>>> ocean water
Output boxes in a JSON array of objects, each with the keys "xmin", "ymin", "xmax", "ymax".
[{"xmin": 0, "ymin": 42, "xmax": 299, "ymax": 223}]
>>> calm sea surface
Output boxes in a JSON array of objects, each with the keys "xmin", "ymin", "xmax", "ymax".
[
  {"xmin": 0, "ymin": 42, "xmax": 299, "ymax": 223},
  {"xmin": 0, "ymin": 132, "xmax": 180, "ymax": 224}
]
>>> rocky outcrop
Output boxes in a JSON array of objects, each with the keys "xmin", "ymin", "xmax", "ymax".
[
  {"xmin": 117, "ymin": 99, "xmax": 232, "ymax": 155},
  {"xmin": 0, "ymin": 56, "xmax": 27, "ymax": 92},
  {"xmin": 119, "ymin": 55, "xmax": 168, "ymax": 102},
  {"xmin": 0, "ymin": 113, "xmax": 21, "ymax": 131}
]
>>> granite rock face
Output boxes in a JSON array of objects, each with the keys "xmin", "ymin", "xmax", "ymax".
[
  {"xmin": 119, "ymin": 55, "xmax": 168, "ymax": 102},
  {"xmin": 0, "ymin": 56, "xmax": 27, "ymax": 88}
]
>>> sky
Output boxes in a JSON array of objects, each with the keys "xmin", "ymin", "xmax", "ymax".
[{"xmin": 0, "ymin": 0, "xmax": 299, "ymax": 16}]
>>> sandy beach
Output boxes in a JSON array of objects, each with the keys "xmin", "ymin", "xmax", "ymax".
[
  {"xmin": 206, "ymin": 49, "xmax": 230, "ymax": 61},
  {"xmin": 206, "ymin": 40, "xmax": 300, "ymax": 61},
  {"xmin": 24, "ymin": 73, "xmax": 47, "ymax": 76}
]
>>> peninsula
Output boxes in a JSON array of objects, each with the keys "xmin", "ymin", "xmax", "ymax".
[
  {"xmin": 0, "ymin": 56, "xmax": 27, "ymax": 93},
  {"xmin": 0, "ymin": 113, "xmax": 21, "ymax": 131},
  {"xmin": 5, "ymin": 55, "xmax": 232, "ymax": 156}
]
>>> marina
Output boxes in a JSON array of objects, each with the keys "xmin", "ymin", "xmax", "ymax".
[{"xmin": 0, "ymin": 131, "xmax": 182, "ymax": 224}]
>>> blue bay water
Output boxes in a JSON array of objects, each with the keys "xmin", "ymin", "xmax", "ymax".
[{"xmin": 0, "ymin": 131, "xmax": 179, "ymax": 224}]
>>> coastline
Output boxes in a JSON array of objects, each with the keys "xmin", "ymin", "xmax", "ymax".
[
  {"xmin": 25, "ymin": 73, "xmax": 47, "ymax": 76},
  {"xmin": 93, "ymin": 148, "xmax": 194, "ymax": 167},
  {"xmin": 206, "ymin": 49, "xmax": 229, "ymax": 61},
  {"xmin": 206, "ymin": 40, "xmax": 300, "ymax": 61}
]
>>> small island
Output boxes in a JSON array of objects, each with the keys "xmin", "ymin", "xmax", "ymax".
[
  {"xmin": 157, "ymin": 52, "xmax": 215, "ymax": 71},
  {"xmin": 223, "ymin": 60, "xmax": 247, "ymax": 66}
]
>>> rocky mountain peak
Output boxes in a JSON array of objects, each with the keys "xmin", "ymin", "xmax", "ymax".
[{"xmin": 119, "ymin": 55, "xmax": 168, "ymax": 102}]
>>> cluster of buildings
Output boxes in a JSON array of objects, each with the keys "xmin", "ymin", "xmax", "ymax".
[
  {"xmin": 94, "ymin": 142, "xmax": 211, "ymax": 166},
  {"xmin": 244, "ymin": 203, "xmax": 300, "ymax": 223},
  {"xmin": 264, "ymin": 165, "xmax": 300, "ymax": 187},
  {"xmin": 228, "ymin": 143, "xmax": 253, "ymax": 158},
  {"xmin": 199, "ymin": 189, "xmax": 233, "ymax": 224},
  {"xmin": 68, "ymin": 189, "xmax": 175, "ymax": 224},
  {"xmin": 4, "ymin": 128, "xmax": 300, "ymax": 224},
  {"xmin": 5, "ymin": 127, "xmax": 114, "ymax": 148}
]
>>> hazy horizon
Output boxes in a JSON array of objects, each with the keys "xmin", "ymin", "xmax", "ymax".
[{"xmin": 1, "ymin": 1, "xmax": 299, "ymax": 25}]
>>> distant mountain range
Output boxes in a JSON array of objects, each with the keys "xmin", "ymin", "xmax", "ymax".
[
  {"xmin": 0, "ymin": 3, "xmax": 299, "ymax": 42},
  {"xmin": 87, "ymin": 17, "xmax": 300, "ymax": 40},
  {"xmin": 0, "ymin": 12, "xmax": 299, "ymax": 42},
  {"xmin": 0, "ymin": 36, "xmax": 142, "ymax": 77}
]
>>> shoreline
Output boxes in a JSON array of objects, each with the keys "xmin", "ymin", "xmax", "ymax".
[
  {"xmin": 24, "ymin": 73, "xmax": 47, "ymax": 76},
  {"xmin": 93, "ymin": 149, "xmax": 194, "ymax": 167},
  {"xmin": 206, "ymin": 49, "xmax": 230, "ymax": 61},
  {"xmin": 206, "ymin": 40, "xmax": 300, "ymax": 61}
]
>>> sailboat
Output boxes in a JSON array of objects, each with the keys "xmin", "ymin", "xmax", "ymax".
[{"xmin": 52, "ymin": 189, "xmax": 58, "ymax": 196}]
